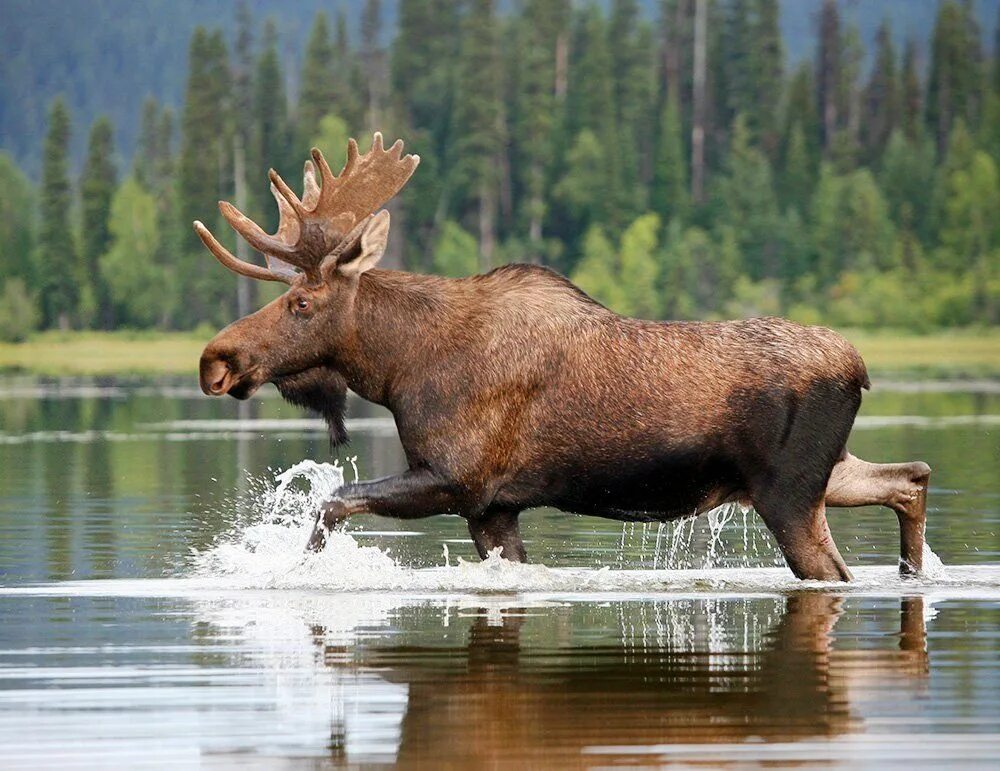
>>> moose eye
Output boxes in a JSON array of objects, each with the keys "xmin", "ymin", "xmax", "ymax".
[{"xmin": 294, "ymin": 298, "xmax": 310, "ymax": 314}]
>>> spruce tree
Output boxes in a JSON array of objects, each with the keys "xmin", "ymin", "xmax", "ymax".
[
  {"xmin": 750, "ymin": 0, "xmax": 783, "ymax": 160},
  {"xmin": 255, "ymin": 19, "xmax": 290, "ymax": 232},
  {"xmin": 454, "ymin": 0, "xmax": 504, "ymax": 269},
  {"xmin": 80, "ymin": 116, "xmax": 117, "ymax": 328},
  {"xmin": 816, "ymin": 0, "xmax": 840, "ymax": 152},
  {"xmin": 862, "ymin": 21, "xmax": 899, "ymax": 164},
  {"xmin": 177, "ymin": 26, "xmax": 233, "ymax": 326},
  {"xmin": 927, "ymin": 0, "xmax": 983, "ymax": 154},
  {"xmin": 512, "ymin": 0, "xmax": 571, "ymax": 259},
  {"xmin": 900, "ymin": 40, "xmax": 922, "ymax": 141},
  {"xmin": 36, "ymin": 97, "xmax": 77, "ymax": 330},
  {"xmin": 651, "ymin": 89, "xmax": 688, "ymax": 226},
  {"xmin": 0, "ymin": 153, "xmax": 35, "ymax": 286},
  {"xmin": 299, "ymin": 13, "xmax": 338, "ymax": 149},
  {"xmin": 608, "ymin": 0, "xmax": 645, "ymax": 216}
]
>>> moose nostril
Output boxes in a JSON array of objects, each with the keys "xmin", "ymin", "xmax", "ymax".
[
  {"xmin": 210, "ymin": 367, "xmax": 230, "ymax": 393},
  {"xmin": 200, "ymin": 357, "xmax": 234, "ymax": 396}
]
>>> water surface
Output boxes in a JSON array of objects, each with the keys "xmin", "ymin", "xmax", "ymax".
[{"xmin": 0, "ymin": 374, "xmax": 997, "ymax": 767}]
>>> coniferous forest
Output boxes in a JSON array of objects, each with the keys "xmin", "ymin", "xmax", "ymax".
[{"xmin": 0, "ymin": 0, "xmax": 998, "ymax": 340}]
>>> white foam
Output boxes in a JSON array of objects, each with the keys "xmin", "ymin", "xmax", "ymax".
[{"xmin": 138, "ymin": 461, "xmax": 1000, "ymax": 597}]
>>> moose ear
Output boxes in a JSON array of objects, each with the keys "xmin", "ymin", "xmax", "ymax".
[{"xmin": 337, "ymin": 210, "xmax": 390, "ymax": 277}]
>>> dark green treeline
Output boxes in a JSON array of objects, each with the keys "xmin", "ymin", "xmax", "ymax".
[{"xmin": 0, "ymin": 0, "xmax": 998, "ymax": 340}]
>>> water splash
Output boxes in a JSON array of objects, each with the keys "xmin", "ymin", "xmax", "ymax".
[{"xmin": 178, "ymin": 462, "xmax": 990, "ymax": 595}]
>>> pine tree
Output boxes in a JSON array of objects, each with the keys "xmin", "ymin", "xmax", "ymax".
[
  {"xmin": 608, "ymin": 0, "xmax": 646, "ymax": 216},
  {"xmin": 80, "ymin": 116, "xmax": 117, "ymax": 328},
  {"xmin": 900, "ymin": 39, "xmax": 922, "ymax": 141},
  {"xmin": 927, "ymin": 0, "xmax": 983, "ymax": 154},
  {"xmin": 511, "ymin": 0, "xmax": 571, "ymax": 259},
  {"xmin": 651, "ymin": 88, "xmax": 688, "ymax": 225},
  {"xmin": 454, "ymin": 0, "xmax": 504, "ymax": 269},
  {"xmin": 177, "ymin": 26, "xmax": 233, "ymax": 326},
  {"xmin": 254, "ymin": 19, "xmax": 291, "ymax": 232},
  {"xmin": 784, "ymin": 63, "xmax": 822, "ymax": 171},
  {"xmin": 781, "ymin": 121, "xmax": 813, "ymax": 214},
  {"xmin": 0, "ymin": 153, "xmax": 35, "ymax": 286},
  {"xmin": 299, "ymin": 13, "xmax": 342, "ymax": 150},
  {"xmin": 36, "ymin": 97, "xmax": 77, "ymax": 329},
  {"xmin": 816, "ymin": 0, "xmax": 840, "ymax": 152},
  {"xmin": 862, "ymin": 21, "xmax": 899, "ymax": 164},
  {"xmin": 750, "ymin": 0, "xmax": 783, "ymax": 160}
]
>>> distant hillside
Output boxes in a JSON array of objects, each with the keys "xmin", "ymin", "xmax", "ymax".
[{"xmin": 1, "ymin": 0, "xmax": 997, "ymax": 175}]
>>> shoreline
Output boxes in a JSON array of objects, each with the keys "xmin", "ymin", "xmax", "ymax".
[{"xmin": 0, "ymin": 328, "xmax": 998, "ymax": 377}]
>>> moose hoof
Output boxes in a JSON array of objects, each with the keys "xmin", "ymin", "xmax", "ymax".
[{"xmin": 305, "ymin": 499, "xmax": 350, "ymax": 552}]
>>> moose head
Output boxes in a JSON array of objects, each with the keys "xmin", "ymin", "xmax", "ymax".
[{"xmin": 195, "ymin": 133, "xmax": 419, "ymax": 429}]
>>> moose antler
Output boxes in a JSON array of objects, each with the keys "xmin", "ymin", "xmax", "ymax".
[{"xmin": 194, "ymin": 132, "xmax": 419, "ymax": 283}]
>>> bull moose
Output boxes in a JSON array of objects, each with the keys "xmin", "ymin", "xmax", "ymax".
[{"xmin": 195, "ymin": 133, "xmax": 931, "ymax": 581}]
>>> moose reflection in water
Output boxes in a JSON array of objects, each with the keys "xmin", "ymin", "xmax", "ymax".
[{"xmin": 205, "ymin": 593, "xmax": 929, "ymax": 765}]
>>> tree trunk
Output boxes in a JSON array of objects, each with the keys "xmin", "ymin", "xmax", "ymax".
[
  {"xmin": 479, "ymin": 180, "xmax": 496, "ymax": 272},
  {"xmin": 691, "ymin": 0, "xmax": 706, "ymax": 204}
]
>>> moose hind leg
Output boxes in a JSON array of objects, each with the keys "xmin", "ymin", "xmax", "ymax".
[
  {"xmin": 755, "ymin": 495, "xmax": 853, "ymax": 582},
  {"xmin": 825, "ymin": 453, "xmax": 931, "ymax": 575},
  {"xmin": 467, "ymin": 510, "xmax": 526, "ymax": 563}
]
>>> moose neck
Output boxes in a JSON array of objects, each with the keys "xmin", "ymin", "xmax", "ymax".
[{"xmin": 332, "ymin": 269, "xmax": 449, "ymax": 408}]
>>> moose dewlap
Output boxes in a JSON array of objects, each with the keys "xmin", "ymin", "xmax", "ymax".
[{"xmin": 194, "ymin": 132, "xmax": 932, "ymax": 582}]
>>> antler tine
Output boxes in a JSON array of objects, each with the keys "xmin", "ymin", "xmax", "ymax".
[
  {"xmin": 219, "ymin": 201, "xmax": 300, "ymax": 263},
  {"xmin": 310, "ymin": 147, "xmax": 338, "ymax": 197},
  {"xmin": 193, "ymin": 221, "xmax": 290, "ymax": 284},
  {"xmin": 268, "ymin": 169, "xmax": 307, "ymax": 217},
  {"xmin": 302, "ymin": 160, "xmax": 321, "ymax": 210},
  {"xmin": 312, "ymin": 132, "xmax": 420, "ymax": 230}
]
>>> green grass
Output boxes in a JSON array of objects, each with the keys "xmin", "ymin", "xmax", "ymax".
[
  {"xmin": 843, "ymin": 328, "xmax": 1000, "ymax": 377},
  {"xmin": 0, "ymin": 331, "xmax": 209, "ymax": 375},
  {"xmin": 0, "ymin": 328, "xmax": 997, "ymax": 377}
]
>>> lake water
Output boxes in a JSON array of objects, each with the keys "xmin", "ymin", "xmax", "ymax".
[{"xmin": 0, "ymin": 374, "xmax": 997, "ymax": 767}]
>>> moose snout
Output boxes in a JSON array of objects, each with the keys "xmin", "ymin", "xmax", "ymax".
[{"xmin": 199, "ymin": 354, "xmax": 235, "ymax": 396}]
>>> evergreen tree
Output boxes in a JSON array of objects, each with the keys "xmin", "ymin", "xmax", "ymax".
[
  {"xmin": 880, "ymin": 130, "xmax": 936, "ymax": 245},
  {"xmin": 608, "ymin": 0, "xmax": 646, "ymax": 215},
  {"xmin": 454, "ymin": 0, "xmax": 505, "ymax": 269},
  {"xmin": 899, "ymin": 39, "xmax": 922, "ymax": 141},
  {"xmin": 780, "ymin": 121, "xmax": 813, "ymax": 214},
  {"xmin": 571, "ymin": 225, "xmax": 625, "ymax": 311},
  {"xmin": 750, "ymin": 0, "xmax": 783, "ymax": 160},
  {"xmin": 783, "ymin": 62, "xmax": 822, "ymax": 177},
  {"xmin": 35, "ymin": 97, "xmax": 77, "ymax": 329},
  {"xmin": 510, "ymin": 0, "xmax": 571, "ymax": 259},
  {"xmin": 80, "ymin": 116, "xmax": 117, "ymax": 328},
  {"xmin": 565, "ymin": 5, "xmax": 620, "ymax": 227},
  {"xmin": 815, "ymin": 0, "xmax": 840, "ymax": 152},
  {"xmin": 927, "ymin": 0, "xmax": 983, "ymax": 154},
  {"xmin": 862, "ymin": 21, "xmax": 899, "ymax": 164},
  {"xmin": 177, "ymin": 26, "xmax": 233, "ymax": 326},
  {"xmin": 0, "ymin": 153, "xmax": 36, "ymax": 285},
  {"xmin": 254, "ymin": 19, "xmax": 290, "ymax": 232},
  {"xmin": 651, "ymin": 89, "xmax": 688, "ymax": 226},
  {"xmin": 715, "ymin": 115, "xmax": 781, "ymax": 280},
  {"xmin": 298, "ymin": 13, "xmax": 337, "ymax": 148}
]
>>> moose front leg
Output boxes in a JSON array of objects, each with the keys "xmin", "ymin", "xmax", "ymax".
[{"xmin": 306, "ymin": 470, "xmax": 476, "ymax": 551}]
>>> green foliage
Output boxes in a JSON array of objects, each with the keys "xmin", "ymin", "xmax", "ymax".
[
  {"xmin": 2, "ymin": 1, "xmax": 999, "ymax": 333},
  {"xmin": 0, "ymin": 279, "xmax": 40, "ymax": 342},
  {"xmin": 35, "ymin": 97, "xmax": 77, "ymax": 329},
  {"xmin": 571, "ymin": 225, "xmax": 624, "ymax": 311},
  {"xmin": 617, "ymin": 213, "xmax": 661, "ymax": 318},
  {"xmin": 80, "ymin": 117, "xmax": 117, "ymax": 328},
  {"xmin": 0, "ymin": 153, "xmax": 35, "ymax": 284},
  {"xmin": 100, "ymin": 178, "xmax": 170, "ymax": 327},
  {"xmin": 432, "ymin": 221, "xmax": 479, "ymax": 277}
]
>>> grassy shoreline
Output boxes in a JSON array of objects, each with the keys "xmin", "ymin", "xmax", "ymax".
[{"xmin": 0, "ymin": 328, "xmax": 997, "ymax": 377}]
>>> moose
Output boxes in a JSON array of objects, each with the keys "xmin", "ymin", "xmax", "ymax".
[{"xmin": 196, "ymin": 133, "xmax": 931, "ymax": 581}]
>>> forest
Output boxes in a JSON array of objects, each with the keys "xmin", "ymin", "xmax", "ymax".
[{"xmin": 0, "ymin": 0, "xmax": 998, "ymax": 341}]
